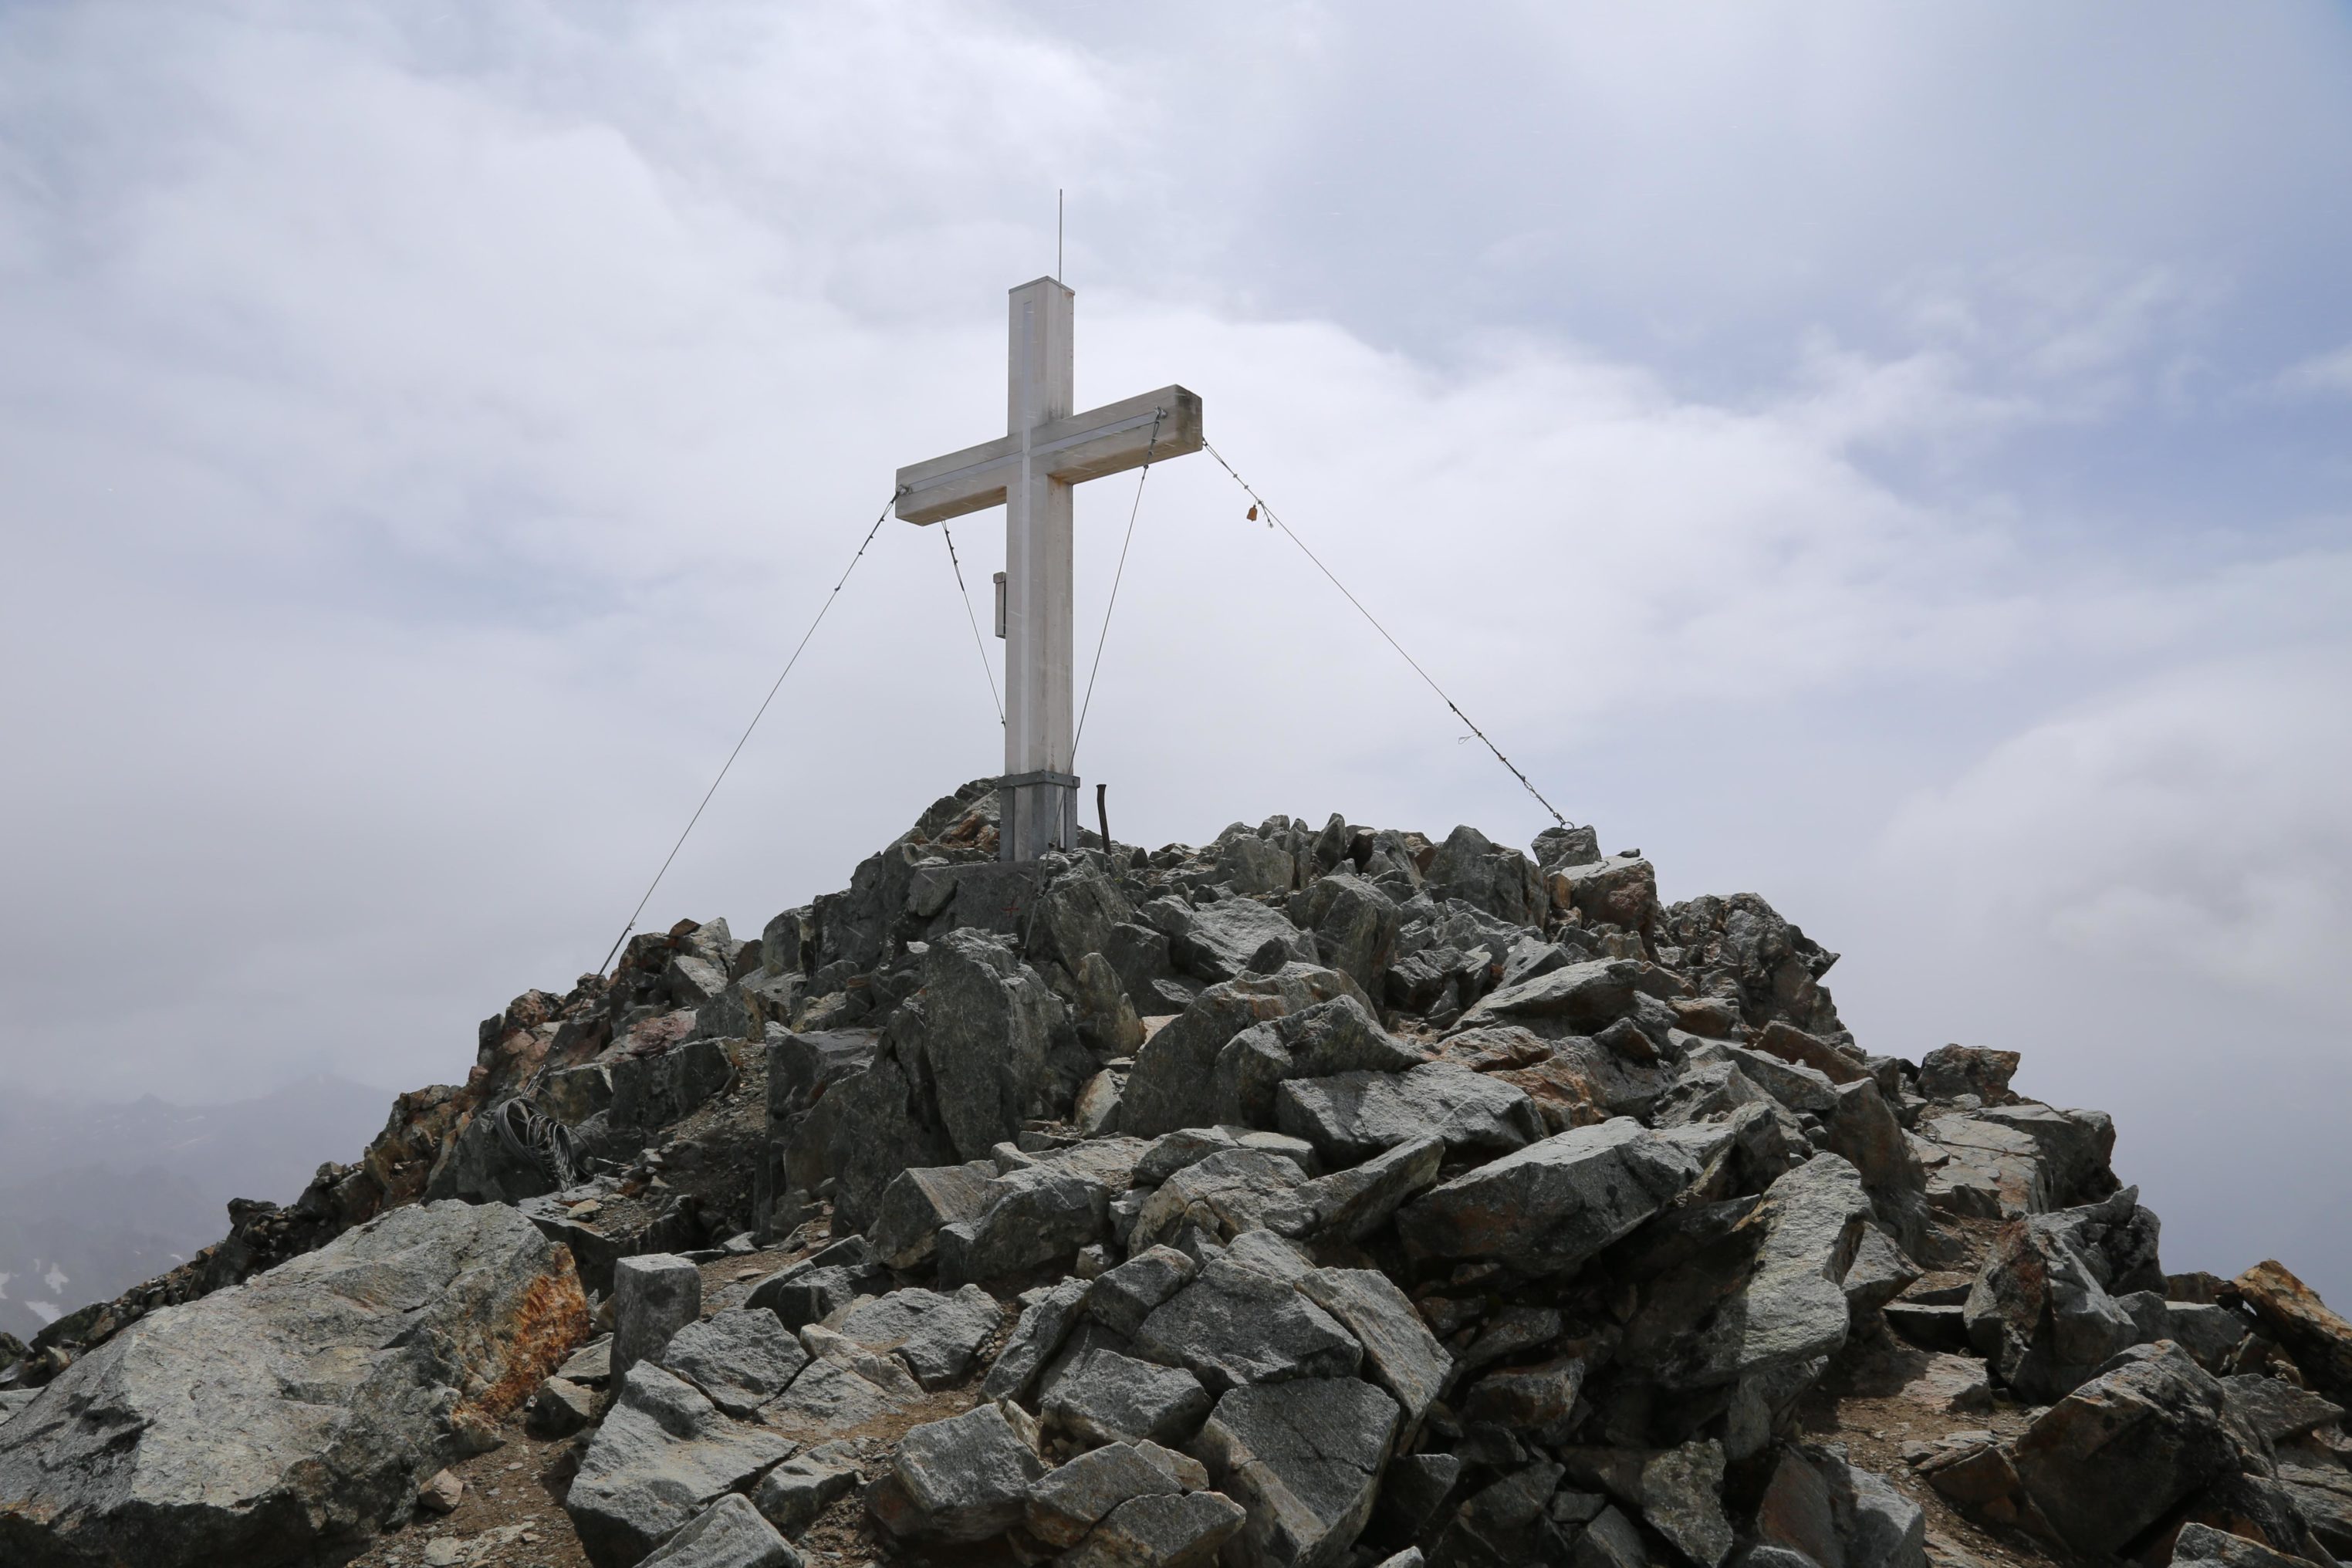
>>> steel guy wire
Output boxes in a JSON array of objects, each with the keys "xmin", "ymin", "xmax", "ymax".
[
  {"xmin": 597, "ymin": 491, "xmax": 900, "ymax": 978},
  {"xmin": 941, "ymin": 519, "xmax": 1005, "ymax": 724},
  {"xmin": 1199, "ymin": 439, "xmax": 1575, "ymax": 830},
  {"xmin": 1073, "ymin": 407, "xmax": 1164, "ymax": 761}
]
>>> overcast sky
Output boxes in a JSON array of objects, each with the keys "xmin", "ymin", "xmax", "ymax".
[{"xmin": 2, "ymin": 2, "xmax": 2347, "ymax": 1299}]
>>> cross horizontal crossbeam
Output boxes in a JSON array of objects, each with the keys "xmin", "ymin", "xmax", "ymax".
[{"xmin": 895, "ymin": 385, "xmax": 1203, "ymax": 525}]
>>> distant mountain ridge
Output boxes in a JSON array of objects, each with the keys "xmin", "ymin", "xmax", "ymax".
[{"xmin": 0, "ymin": 1075, "xmax": 392, "ymax": 1340}]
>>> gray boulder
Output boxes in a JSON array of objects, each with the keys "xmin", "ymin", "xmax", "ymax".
[
  {"xmin": 1168, "ymin": 897, "xmax": 1318, "ymax": 982},
  {"xmin": 1755, "ymin": 1443, "xmax": 1925, "ymax": 1568},
  {"xmin": 1395, "ymin": 1118, "xmax": 1702, "ymax": 1273},
  {"xmin": 751, "ymin": 1449, "xmax": 860, "ymax": 1537},
  {"xmin": 826, "ymin": 1286, "xmax": 1001, "ymax": 1389},
  {"xmin": 1122, "ymin": 966, "xmax": 1373, "ymax": 1138},
  {"xmin": 1212, "ymin": 997, "xmax": 1419, "ymax": 1130},
  {"xmin": 1427, "ymin": 1461, "xmax": 1563, "ymax": 1567},
  {"xmin": 1027, "ymin": 1439, "xmax": 1191, "ymax": 1547},
  {"xmin": 1299, "ymin": 874, "xmax": 1401, "ymax": 998},
  {"xmin": 0, "ymin": 1201, "xmax": 590, "ymax": 1568},
  {"xmin": 2009, "ymin": 1340, "xmax": 2240, "ymax": 1555},
  {"xmin": 937, "ymin": 1161, "xmax": 1111, "ymax": 1283},
  {"xmin": 1089, "ymin": 1246, "xmax": 1202, "ymax": 1339},
  {"xmin": 1451, "ymin": 958, "xmax": 1681, "ymax": 1039},
  {"xmin": 1295, "ymin": 1268, "xmax": 1451, "ymax": 1438},
  {"xmin": 1962, "ymin": 1193, "xmax": 2146, "ymax": 1401},
  {"xmin": 982, "ymin": 1277, "xmax": 1093, "ymax": 1402},
  {"xmin": 1657, "ymin": 1154, "xmax": 1871, "ymax": 1391},
  {"xmin": 1560, "ymin": 1441, "xmax": 1734, "ymax": 1568},
  {"xmin": 660, "ymin": 1309, "xmax": 811, "ymax": 1418},
  {"xmin": 901, "ymin": 929, "xmax": 1077, "ymax": 1161},
  {"xmin": 868, "ymin": 1159, "xmax": 1000, "ymax": 1270},
  {"xmin": 1275, "ymin": 1063, "xmax": 1543, "ymax": 1164},
  {"xmin": 1134, "ymin": 1254, "xmax": 1364, "ymax": 1392},
  {"xmin": 1132, "ymin": 1147, "xmax": 1317, "ymax": 1252},
  {"xmin": 1136, "ymin": 1125, "xmax": 1324, "ymax": 1186},
  {"xmin": 1423, "ymin": 825, "xmax": 1544, "ymax": 926},
  {"xmin": 1190, "ymin": 1377, "xmax": 1401, "ymax": 1568},
  {"xmin": 566, "ymin": 1364, "xmax": 794, "ymax": 1568},
  {"xmin": 758, "ymin": 1354, "xmax": 911, "ymax": 1446},
  {"xmin": 1041, "ymin": 1326, "xmax": 1216, "ymax": 1448},
  {"xmin": 639, "ymin": 1492, "xmax": 796, "ymax": 1568},
  {"xmin": 1066, "ymin": 1489, "xmax": 1249, "ymax": 1568},
  {"xmin": 1296, "ymin": 1135, "xmax": 1445, "ymax": 1242},
  {"xmin": 868, "ymin": 1401, "xmax": 1046, "ymax": 1542}
]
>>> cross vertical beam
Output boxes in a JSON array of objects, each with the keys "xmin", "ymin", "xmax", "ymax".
[
  {"xmin": 1003, "ymin": 279, "xmax": 1077, "ymax": 860},
  {"xmin": 894, "ymin": 279, "xmax": 1204, "ymax": 861}
]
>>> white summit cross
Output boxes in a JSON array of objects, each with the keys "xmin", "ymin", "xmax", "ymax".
[{"xmin": 895, "ymin": 278, "xmax": 1203, "ymax": 860}]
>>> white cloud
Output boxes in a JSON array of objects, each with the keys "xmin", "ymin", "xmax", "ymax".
[
  {"xmin": 2275, "ymin": 341, "xmax": 2352, "ymax": 398},
  {"xmin": 1880, "ymin": 654, "xmax": 2352, "ymax": 1002}
]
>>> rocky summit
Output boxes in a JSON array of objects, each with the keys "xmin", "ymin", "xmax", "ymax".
[{"xmin": 2, "ymin": 779, "xmax": 2349, "ymax": 1568}]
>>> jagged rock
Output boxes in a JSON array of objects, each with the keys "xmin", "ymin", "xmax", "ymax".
[
  {"xmin": 2171, "ymin": 1521, "xmax": 2318, "ymax": 1568},
  {"xmin": 2009, "ymin": 1340, "xmax": 2242, "ymax": 1555},
  {"xmin": 1571, "ymin": 1505, "xmax": 1651, "ymax": 1568},
  {"xmin": 869, "ymin": 1159, "xmax": 1000, "ymax": 1270},
  {"xmin": 825, "ymin": 1286, "xmax": 1001, "ymax": 1389},
  {"xmin": 1296, "ymin": 1268, "xmax": 1450, "ymax": 1438},
  {"xmin": 1427, "ymin": 1460, "xmax": 1563, "ymax": 1567},
  {"xmin": 1916, "ymin": 1045, "xmax": 2019, "ymax": 1104},
  {"xmin": 527, "ymin": 1374, "xmax": 602, "ymax": 1437},
  {"xmin": 1027, "ymin": 1440, "xmax": 1191, "ymax": 1547},
  {"xmin": 1297, "ymin": 1134, "xmax": 1445, "ymax": 1242},
  {"xmin": 660, "ymin": 1309, "xmax": 811, "ymax": 1418},
  {"xmin": 751, "ymin": 1448, "xmax": 860, "ymax": 1537},
  {"xmin": 1213, "ymin": 997, "xmax": 1420, "ymax": 1130},
  {"xmin": 614, "ymin": 1253, "xmax": 705, "ymax": 1379},
  {"xmin": 1451, "ymin": 957, "xmax": 1684, "ymax": 1039},
  {"xmin": 1373, "ymin": 1451, "xmax": 1463, "ymax": 1543},
  {"xmin": 1396, "ymin": 1118, "xmax": 1703, "ymax": 1274},
  {"xmin": 1550, "ymin": 853, "xmax": 1659, "ymax": 936},
  {"xmin": 1755, "ymin": 1444, "xmax": 1925, "ymax": 1568},
  {"xmin": 1648, "ymin": 1154, "xmax": 1871, "ymax": 1391},
  {"xmin": 418, "ymin": 1466, "xmax": 464, "ymax": 1514},
  {"xmin": 0, "ymin": 1201, "xmax": 588, "ymax": 1568},
  {"xmin": 1840, "ymin": 1225, "xmax": 1921, "ymax": 1311},
  {"xmin": 1898, "ymin": 1353, "xmax": 1992, "ymax": 1415},
  {"xmin": 2116, "ymin": 1293, "xmax": 2247, "ymax": 1372},
  {"xmin": 758, "ymin": 1353, "xmax": 911, "ymax": 1445},
  {"xmin": 745, "ymin": 1246, "xmax": 890, "ymax": 1333},
  {"xmin": 1089, "ymin": 1246, "xmax": 1201, "ymax": 1339},
  {"xmin": 1132, "ymin": 1147, "xmax": 1317, "ymax": 1252},
  {"xmin": 937, "ymin": 1161, "xmax": 1112, "ymax": 1283},
  {"xmin": 1461, "ymin": 1355, "xmax": 1587, "ymax": 1432},
  {"xmin": 1122, "ymin": 965, "xmax": 1374, "ymax": 1138},
  {"xmin": 639, "ymin": 1492, "xmax": 796, "ymax": 1568},
  {"xmin": 566, "ymin": 1364, "xmax": 795, "ymax": 1568},
  {"xmin": 1035, "ymin": 861, "xmax": 1140, "ymax": 976},
  {"xmin": 903, "ymin": 929, "xmax": 1078, "ymax": 1160},
  {"xmin": 1040, "ymin": 1326, "xmax": 1215, "ymax": 1447},
  {"xmin": 611, "ymin": 1036, "xmax": 737, "ymax": 1135},
  {"xmin": 1276, "ymin": 1063, "xmax": 1543, "ymax": 1164},
  {"xmin": 1562, "ymin": 1440, "xmax": 1735, "ymax": 1568},
  {"xmin": 1190, "ymin": 1377, "xmax": 1401, "ymax": 1568},
  {"xmin": 1065, "ymin": 1489, "xmax": 1249, "ymax": 1568},
  {"xmin": 1299, "ymin": 874, "xmax": 1401, "ymax": 998},
  {"xmin": 1136, "ymin": 1125, "xmax": 1323, "ymax": 1186},
  {"xmin": 982, "ymin": 1277, "xmax": 1093, "ymax": 1402},
  {"xmin": 1162, "ymin": 895, "xmax": 1317, "ymax": 982},
  {"xmin": 2228, "ymin": 1260, "xmax": 2352, "ymax": 1404},
  {"xmin": 1134, "ymin": 1253, "xmax": 1363, "ymax": 1392},
  {"xmin": 1424, "ymin": 826, "xmax": 1545, "ymax": 926},
  {"xmin": 2219, "ymin": 1373, "xmax": 2344, "ymax": 1445},
  {"xmin": 1962, "ymin": 1193, "xmax": 2144, "ymax": 1401},
  {"xmin": 1076, "ymin": 951, "xmax": 1148, "ymax": 1056},
  {"xmin": 868, "ymin": 1401, "xmax": 1046, "ymax": 1541}
]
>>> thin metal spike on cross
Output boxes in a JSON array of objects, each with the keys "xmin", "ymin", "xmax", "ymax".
[{"xmin": 894, "ymin": 279, "xmax": 1203, "ymax": 859}]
